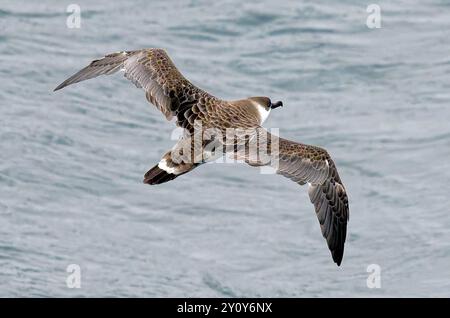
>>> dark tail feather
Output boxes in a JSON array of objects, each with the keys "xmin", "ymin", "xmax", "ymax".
[{"xmin": 143, "ymin": 164, "xmax": 177, "ymax": 185}]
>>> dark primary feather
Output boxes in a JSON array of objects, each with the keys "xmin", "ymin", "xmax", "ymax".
[
  {"xmin": 307, "ymin": 158, "xmax": 349, "ymax": 265},
  {"xmin": 54, "ymin": 48, "xmax": 218, "ymax": 130}
]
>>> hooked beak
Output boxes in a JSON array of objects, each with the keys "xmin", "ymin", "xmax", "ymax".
[{"xmin": 270, "ymin": 101, "xmax": 283, "ymax": 109}]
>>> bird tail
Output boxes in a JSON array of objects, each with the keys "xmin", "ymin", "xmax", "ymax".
[
  {"xmin": 143, "ymin": 164, "xmax": 178, "ymax": 185},
  {"xmin": 143, "ymin": 152, "xmax": 198, "ymax": 185}
]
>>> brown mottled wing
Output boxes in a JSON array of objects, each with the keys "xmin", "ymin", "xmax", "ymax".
[
  {"xmin": 307, "ymin": 158, "xmax": 349, "ymax": 266},
  {"xmin": 54, "ymin": 49, "xmax": 216, "ymax": 130},
  {"xmin": 251, "ymin": 130, "xmax": 349, "ymax": 265}
]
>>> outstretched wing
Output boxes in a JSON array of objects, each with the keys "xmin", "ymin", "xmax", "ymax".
[
  {"xmin": 54, "ymin": 49, "xmax": 217, "ymax": 130},
  {"xmin": 247, "ymin": 129, "xmax": 349, "ymax": 265},
  {"xmin": 307, "ymin": 158, "xmax": 348, "ymax": 265}
]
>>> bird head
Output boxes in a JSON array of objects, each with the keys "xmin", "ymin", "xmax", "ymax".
[{"xmin": 249, "ymin": 97, "xmax": 283, "ymax": 111}]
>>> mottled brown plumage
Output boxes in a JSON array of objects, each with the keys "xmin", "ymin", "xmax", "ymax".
[{"xmin": 54, "ymin": 48, "xmax": 349, "ymax": 266}]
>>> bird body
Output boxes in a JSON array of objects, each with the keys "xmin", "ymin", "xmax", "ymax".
[{"xmin": 55, "ymin": 48, "xmax": 349, "ymax": 266}]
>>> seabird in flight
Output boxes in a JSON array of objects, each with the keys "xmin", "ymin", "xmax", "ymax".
[{"xmin": 54, "ymin": 48, "xmax": 349, "ymax": 266}]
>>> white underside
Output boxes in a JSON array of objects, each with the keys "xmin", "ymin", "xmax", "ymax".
[
  {"xmin": 256, "ymin": 104, "xmax": 271, "ymax": 124},
  {"xmin": 158, "ymin": 159, "xmax": 177, "ymax": 174}
]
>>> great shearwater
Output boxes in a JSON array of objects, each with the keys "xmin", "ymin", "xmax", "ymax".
[{"xmin": 54, "ymin": 49, "xmax": 349, "ymax": 266}]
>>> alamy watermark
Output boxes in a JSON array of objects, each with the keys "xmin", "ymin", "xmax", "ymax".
[
  {"xmin": 167, "ymin": 122, "xmax": 280, "ymax": 174},
  {"xmin": 366, "ymin": 4, "xmax": 382, "ymax": 29},
  {"xmin": 366, "ymin": 264, "xmax": 381, "ymax": 289},
  {"xmin": 66, "ymin": 264, "xmax": 81, "ymax": 288},
  {"xmin": 66, "ymin": 4, "xmax": 81, "ymax": 29}
]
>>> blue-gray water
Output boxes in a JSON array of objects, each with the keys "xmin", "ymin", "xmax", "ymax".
[{"xmin": 1, "ymin": 0, "xmax": 450, "ymax": 297}]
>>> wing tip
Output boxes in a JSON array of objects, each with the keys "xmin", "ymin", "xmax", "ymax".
[
  {"xmin": 54, "ymin": 79, "xmax": 73, "ymax": 91},
  {"xmin": 332, "ymin": 248, "xmax": 344, "ymax": 266},
  {"xmin": 53, "ymin": 83, "xmax": 65, "ymax": 92}
]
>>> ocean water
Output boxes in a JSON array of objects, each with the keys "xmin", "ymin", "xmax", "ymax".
[{"xmin": 1, "ymin": 0, "xmax": 450, "ymax": 297}]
